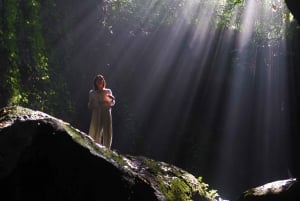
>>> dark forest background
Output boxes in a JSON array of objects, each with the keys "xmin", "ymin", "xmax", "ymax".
[{"xmin": 1, "ymin": 0, "xmax": 300, "ymax": 200}]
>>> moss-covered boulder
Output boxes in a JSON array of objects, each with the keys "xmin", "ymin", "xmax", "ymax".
[{"xmin": 0, "ymin": 106, "xmax": 219, "ymax": 201}]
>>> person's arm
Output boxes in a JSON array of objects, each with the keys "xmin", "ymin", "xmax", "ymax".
[
  {"xmin": 109, "ymin": 90, "xmax": 115, "ymax": 107},
  {"xmin": 109, "ymin": 93, "xmax": 115, "ymax": 106},
  {"xmin": 104, "ymin": 89, "xmax": 115, "ymax": 107}
]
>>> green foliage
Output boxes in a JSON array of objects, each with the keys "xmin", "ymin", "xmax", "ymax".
[
  {"xmin": 101, "ymin": 0, "xmax": 293, "ymax": 45},
  {"xmin": 0, "ymin": 0, "xmax": 297, "ymax": 124},
  {"xmin": 1, "ymin": 0, "xmax": 22, "ymax": 106},
  {"xmin": 197, "ymin": 176, "xmax": 219, "ymax": 199},
  {"xmin": 101, "ymin": 0, "xmax": 192, "ymax": 35},
  {"xmin": 38, "ymin": 0, "xmax": 76, "ymax": 119},
  {"xmin": 157, "ymin": 174, "xmax": 218, "ymax": 200},
  {"xmin": 0, "ymin": 0, "xmax": 49, "ymax": 108},
  {"xmin": 161, "ymin": 178, "xmax": 192, "ymax": 201},
  {"xmin": 18, "ymin": 0, "xmax": 50, "ymax": 109},
  {"xmin": 0, "ymin": 0, "xmax": 74, "ymax": 119},
  {"xmin": 252, "ymin": 0, "xmax": 292, "ymax": 45}
]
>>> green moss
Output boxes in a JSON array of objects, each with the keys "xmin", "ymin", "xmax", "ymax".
[
  {"xmin": 157, "ymin": 175, "xmax": 219, "ymax": 201},
  {"xmin": 196, "ymin": 176, "xmax": 219, "ymax": 200},
  {"xmin": 135, "ymin": 157, "xmax": 218, "ymax": 201},
  {"xmin": 159, "ymin": 177, "xmax": 192, "ymax": 201}
]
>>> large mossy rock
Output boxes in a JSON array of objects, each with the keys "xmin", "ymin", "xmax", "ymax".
[{"xmin": 0, "ymin": 106, "xmax": 218, "ymax": 201}]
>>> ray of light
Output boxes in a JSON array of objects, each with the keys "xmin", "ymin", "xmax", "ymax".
[{"xmin": 71, "ymin": 0, "xmax": 295, "ymax": 199}]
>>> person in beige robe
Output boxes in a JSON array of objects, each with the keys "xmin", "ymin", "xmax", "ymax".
[{"xmin": 88, "ymin": 74, "xmax": 115, "ymax": 149}]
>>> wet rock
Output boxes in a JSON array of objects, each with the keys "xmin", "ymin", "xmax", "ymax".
[
  {"xmin": 236, "ymin": 178, "xmax": 299, "ymax": 201},
  {"xmin": 0, "ymin": 106, "xmax": 217, "ymax": 201}
]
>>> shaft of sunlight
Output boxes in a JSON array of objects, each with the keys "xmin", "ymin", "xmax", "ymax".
[
  {"xmin": 81, "ymin": 0, "xmax": 295, "ymax": 199},
  {"xmin": 214, "ymin": 0, "xmax": 292, "ymax": 198}
]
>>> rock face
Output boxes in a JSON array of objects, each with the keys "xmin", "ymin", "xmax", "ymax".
[
  {"xmin": 0, "ymin": 106, "xmax": 217, "ymax": 201},
  {"xmin": 236, "ymin": 178, "xmax": 299, "ymax": 201},
  {"xmin": 2, "ymin": 106, "xmax": 299, "ymax": 201}
]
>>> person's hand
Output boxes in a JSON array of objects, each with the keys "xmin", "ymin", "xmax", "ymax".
[{"xmin": 103, "ymin": 94, "xmax": 114, "ymax": 107}]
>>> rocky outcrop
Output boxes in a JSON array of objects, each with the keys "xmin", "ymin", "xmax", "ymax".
[
  {"xmin": 1, "ymin": 106, "xmax": 299, "ymax": 201},
  {"xmin": 0, "ymin": 106, "xmax": 218, "ymax": 201},
  {"xmin": 236, "ymin": 178, "xmax": 299, "ymax": 201}
]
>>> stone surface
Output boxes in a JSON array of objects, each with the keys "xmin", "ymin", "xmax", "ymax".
[
  {"xmin": 0, "ymin": 106, "xmax": 217, "ymax": 201},
  {"xmin": 236, "ymin": 178, "xmax": 299, "ymax": 201}
]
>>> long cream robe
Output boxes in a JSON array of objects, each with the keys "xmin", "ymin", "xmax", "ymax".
[{"xmin": 88, "ymin": 88, "xmax": 115, "ymax": 149}]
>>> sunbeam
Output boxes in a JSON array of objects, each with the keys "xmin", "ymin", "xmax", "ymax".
[
  {"xmin": 1, "ymin": 0, "xmax": 299, "ymax": 200},
  {"xmin": 67, "ymin": 0, "xmax": 296, "ymax": 199}
]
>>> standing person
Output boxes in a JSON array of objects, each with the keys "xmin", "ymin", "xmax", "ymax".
[{"xmin": 88, "ymin": 74, "xmax": 115, "ymax": 149}]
